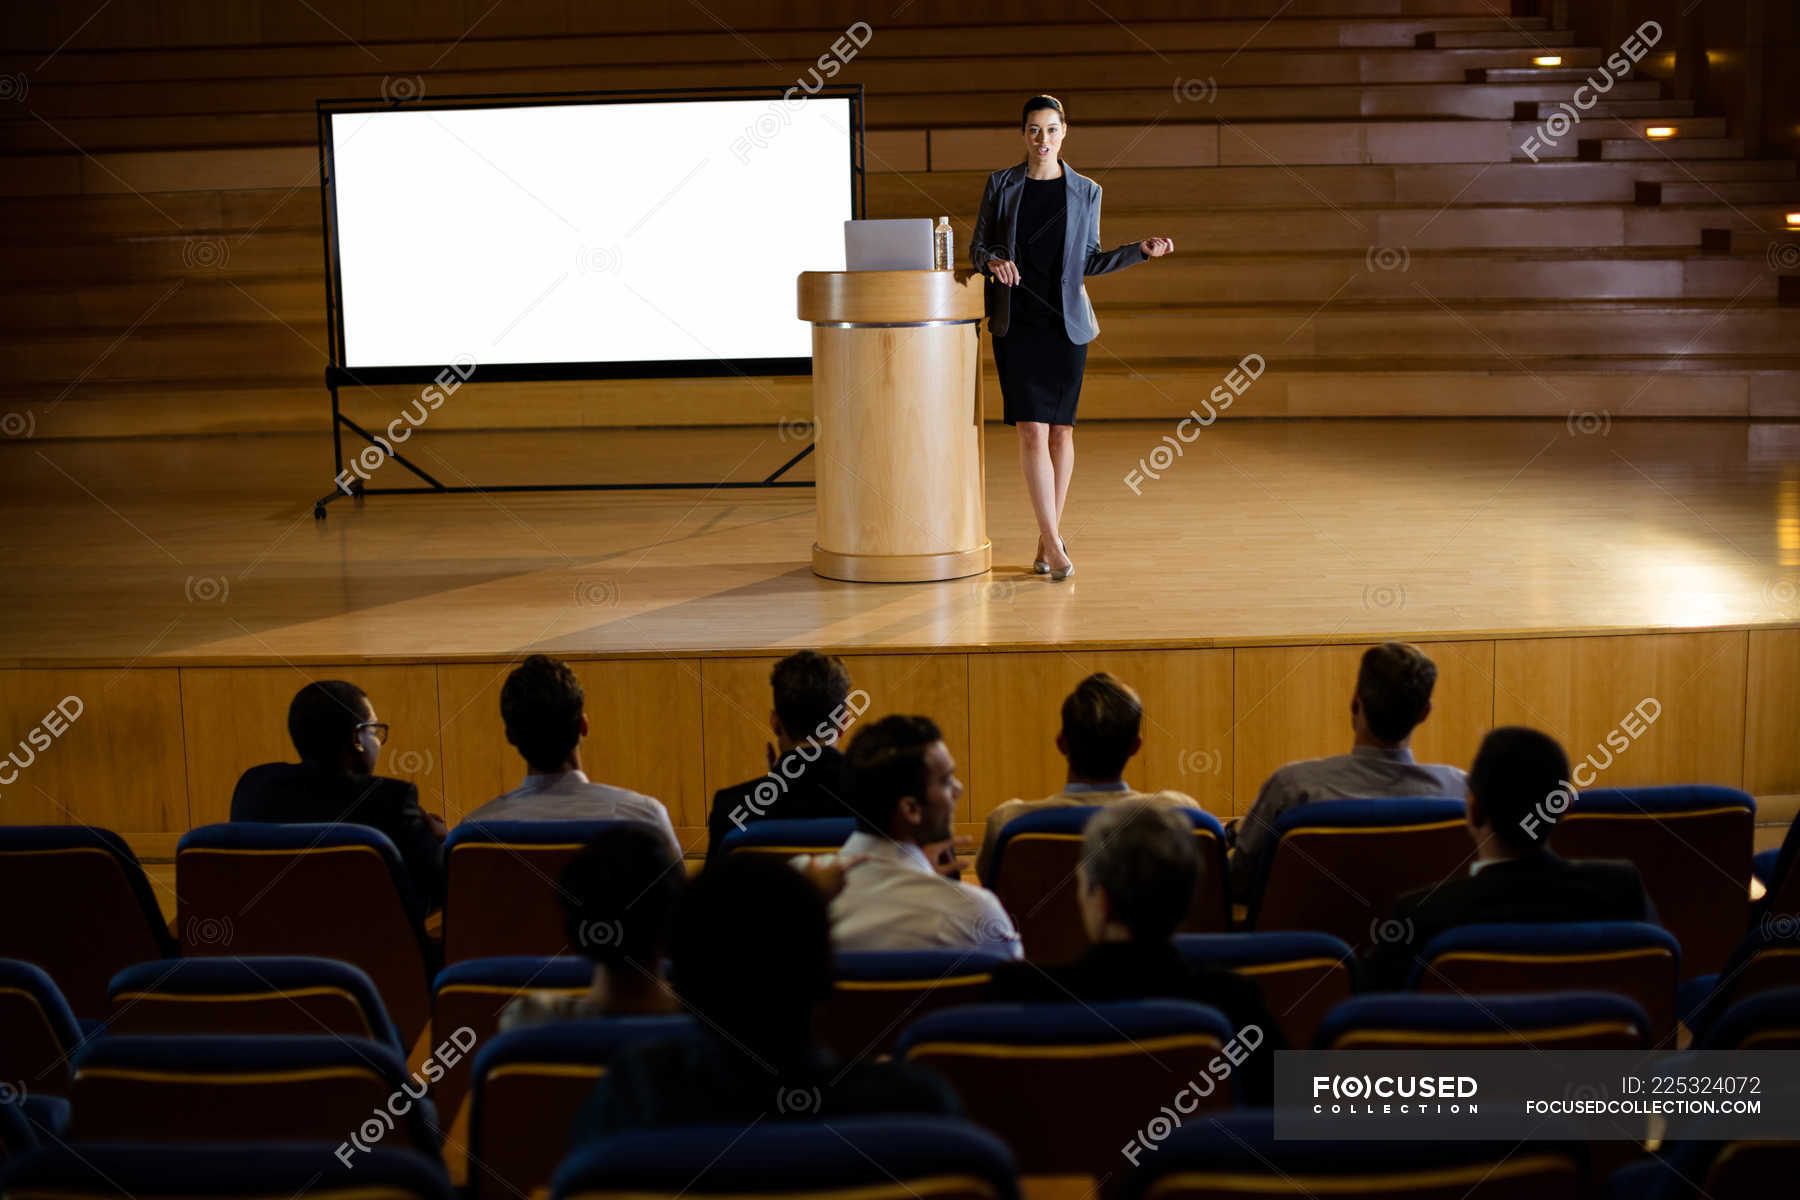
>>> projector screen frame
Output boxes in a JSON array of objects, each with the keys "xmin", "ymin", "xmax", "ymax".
[{"xmin": 310, "ymin": 84, "xmax": 863, "ymax": 516}]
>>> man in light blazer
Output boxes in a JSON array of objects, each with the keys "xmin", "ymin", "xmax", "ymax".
[{"xmin": 975, "ymin": 672, "xmax": 1203, "ymax": 884}]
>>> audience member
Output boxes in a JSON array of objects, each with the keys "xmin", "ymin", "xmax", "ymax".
[
  {"xmin": 231, "ymin": 680, "xmax": 445, "ymax": 913},
  {"xmin": 1229, "ymin": 642, "xmax": 1465, "ymax": 903},
  {"xmin": 976, "ymin": 672, "xmax": 1201, "ymax": 882},
  {"xmin": 706, "ymin": 651, "xmax": 856, "ymax": 862},
  {"xmin": 461, "ymin": 655, "xmax": 681, "ymax": 859},
  {"xmin": 1364, "ymin": 725, "xmax": 1657, "ymax": 988},
  {"xmin": 800, "ymin": 715, "xmax": 1022, "ymax": 957},
  {"xmin": 987, "ymin": 803, "xmax": 1283, "ymax": 1103},
  {"xmin": 570, "ymin": 854, "xmax": 961, "ymax": 1139},
  {"xmin": 500, "ymin": 825, "xmax": 684, "ymax": 1031}
]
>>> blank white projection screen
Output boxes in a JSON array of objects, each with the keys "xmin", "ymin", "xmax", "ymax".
[{"xmin": 328, "ymin": 97, "xmax": 853, "ymax": 370}]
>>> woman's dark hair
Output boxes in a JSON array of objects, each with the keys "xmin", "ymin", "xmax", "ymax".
[{"xmin": 1021, "ymin": 94, "xmax": 1065, "ymax": 129}]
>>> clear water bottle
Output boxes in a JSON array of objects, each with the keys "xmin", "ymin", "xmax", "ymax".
[{"xmin": 934, "ymin": 216, "xmax": 952, "ymax": 270}]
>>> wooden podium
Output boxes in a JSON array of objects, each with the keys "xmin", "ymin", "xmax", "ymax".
[{"xmin": 796, "ymin": 269, "xmax": 990, "ymax": 583}]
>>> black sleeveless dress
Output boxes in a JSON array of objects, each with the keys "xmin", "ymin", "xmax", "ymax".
[{"xmin": 993, "ymin": 174, "xmax": 1087, "ymax": 426}]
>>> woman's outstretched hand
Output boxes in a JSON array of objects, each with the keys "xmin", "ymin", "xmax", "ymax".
[
  {"xmin": 987, "ymin": 259, "xmax": 1021, "ymax": 285},
  {"xmin": 1140, "ymin": 237, "xmax": 1174, "ymax": 258}
]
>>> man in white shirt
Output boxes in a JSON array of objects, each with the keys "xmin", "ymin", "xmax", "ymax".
[
  {"xmin": 460, "ymin": 654, "xmax": 682, "ymax": 860},
  {"xmin": 802, "ymin": 715, "xmax": 1022, "ymax": 959}
]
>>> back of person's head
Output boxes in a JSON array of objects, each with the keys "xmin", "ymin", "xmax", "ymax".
[
  {"xmin": 1355, "ymin": 642, "xmax": 1438, "ymax": 743},
  {"xmin": 771, "ymin": 651, "xmax": 853, "ymax": 744},
  {"xmin": 1080, "ymin": 803, "xmax": 1200, "ymax": 943},
  {"xmin": 844, "ymin": 714, "xmax": 941, "ymax": 835},
  {"xmin": 1468, "ymin": 726, "xmax": 1572, "ymax": 853},
  {"xmin": 500, "ymin": 654, "xmax": 584, "ymax": 772},
  {"xmin": 1061, "ymin": 672, "xmax": 1142, "ymax": 781},
  {"xmin": 670, "ymin": 854, "xmax": 831, "ymax": 1057},
  {"xmin": 560, "ymin": 825, "xmax": 683, "ymax": 969},
  {"xmin": 287, "ymin": 680, "xmax": 369, "ymax": 765}
]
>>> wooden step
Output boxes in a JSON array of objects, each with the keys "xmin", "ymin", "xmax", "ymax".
[
  {"xmin": 8, "ymin": 48, "xmax": 1623, "ymax": 120},
  {"xmin": 1473, "ymin": 66, "xmax": 1628, "ymax": 84},
  {"xmin": 1652, "ymin": 181, "xmax": 1800, "ymax": 206},
  {"xmin": 1515, "ymin": 99, "xmax": 1693, "ymax": 120},
  {"xmin": 0, "ymin": 16, "xmax": 1561, "ymax": 85},
  {"xmin": 8, "ymin": 203, "xmax": 1785, "ymax": 290},
  {"xmin": 0, "ymin": 81, "xmax": 1678, "ymax": 152},
  {"xmin": 13, "ymin": 358, "xmax": 1795, "ymax": 441},
  {"xmin": 1507, "ymin": 118, "xmax": 1729, "ymax": 160},
  {"xmin": 1581, "ymin": 136, "xmax": 1746, "ymax": 161},
  {"xmin": 1420, "ymin": 30, "xmax": 1576, "ymax": 49},
  {"xmin": 4, "ymin": 160, "xmax": 1791, "ymax": 245},
  {"xmin": 7, "ymin": 251, "xmax": 1786, "ymax": 335},
  {"xmin": 7, "ymin": 304, "xmax": 1795, "ymax": 387}
]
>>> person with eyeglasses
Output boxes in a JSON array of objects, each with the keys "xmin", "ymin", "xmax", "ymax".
[{"xmin": 229, "ymin": 679, "xmax": 447, "ymax": 914}]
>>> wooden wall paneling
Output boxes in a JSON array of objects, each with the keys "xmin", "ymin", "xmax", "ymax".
[
  {"xmin": 0, "ymin": 666, "xmax": 187, "ymax": 833},
  {"xmin": 967, "ymin": 649, "xmax": 1234, "ymax": 826},
  {"xmin": 1491, "ymin": 632, "xmax": 1749, "ymax": 790},
  {"xmin": 1744, "ymin": 627, "xmax": 1800, "ymax": 796},
  {"xmin": 178, "ymin": 664, "xmax": 443, "ymax": 827},
  {"xmin": 1231, "ymin": 640, "xmax": 1496, "ymax": 818},
  {"xmin": 435, "ymin": 657, "xmax": 704, "ymax": 844},
  {"xmin": 698, "ymin": 651, "xmax": 972, "ymax": 837}
]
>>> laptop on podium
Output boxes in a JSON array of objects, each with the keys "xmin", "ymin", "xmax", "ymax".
[{"xmin": 844, "ymin": 219, "xmax": 935, "ymax": 270}]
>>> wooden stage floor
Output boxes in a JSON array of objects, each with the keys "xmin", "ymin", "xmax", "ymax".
[{"xmin": 2, "ymin": 419, "xmax": 1797, "ymax": 666}]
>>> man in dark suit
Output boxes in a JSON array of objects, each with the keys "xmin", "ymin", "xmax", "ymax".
[
  {"xmin": 230, "ymin": 680, "xmax": 445, "ymax": 914},
  {"xmin": 1365, "ymin": 725, "xmax": 1657, "ymax": 989},
  {"xmin": 570, "ymin": 854, "xmax": 960, "ymax": 1142},
  {"xmin": 986, "ymin": 802, "xmax": 1284, "ymax": 1104},
  {"xmin": 705, "ymin": 651, "xmax": 858, "ymax": 862}
]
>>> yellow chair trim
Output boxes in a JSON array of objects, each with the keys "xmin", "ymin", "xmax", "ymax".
[
  {"xmin": 1332, "ymin": 1021, "xmax": 1640, "ymax": 1049},
  {"xmin": 76, "ymin": 1065, "xmax": 383, "ymax": 1086},
  {"xmin": 1145, "ymin": 1155, "xmax": 1570, "ymax": 1196},
  {"xmin": 1430, "ymin": 948, "xmax": 1673, "ymax": 968},
  {"xmin": 906, "ymin": 1033, "xmax": 1221, "ymax": 1060},
  {"xmin": 836, "ymin": 975, "xmax": 993, "ymax": 992},
  {"xmin": 484, "ymin": 1062, "xmax": 606, "ymax": 1082},
  {"xmin": 112, "ymin": 986, "xmax": 375, "ymax": 1037},
  {"xmin": 565, "ymin": 1177, "xmax": 997, "ymax": 1200},
  {"xmin": 1235, "ymin": 958, "xmax": 1344, "ymax": 978}
]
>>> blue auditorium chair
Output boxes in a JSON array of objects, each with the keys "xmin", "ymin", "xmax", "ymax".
[
  {"xmin": 1407, "ymin": 921, "xmax": 1681, "ymax": 1046},
  {"xmin": 1315, "ymin": 992, "xmax": 1650, "ymax": 1050},
  {"xmin": 444, "ymin": 820, "xmax": 630, "ymax": 964},
  {"xmin": 0, "ymin": 826, "xmax": 176, "ymax": 1017},
  {"xmin": 1608, "ymin": 1138, "xmax": 1800, "ymax": 1200},
  {"xmin": 716, "ymin": 817, "xmax": 855, "ymax": 857},
  {"xmin": 106, "ymin": 956, "xmax": 401, "ymax": 1050},
  {"xmin": 1549, "ymin": 785, "xmax": 1755, "ymax": 977},
  {"xmin": 823, "ymin": 949, "xmax": 1011, "ymax": 1059},
  {"xmin": 68, "ymin": 1034, "xmax": 440, "ymax": 1154},
  {"xmin": 1118, "ymin": 1110, "xmax": 1584, "ymax": 1200},
  {"xmin": 468, "ymin": 1016, "xmax": 694, "ymax": 1200},
  {"xmin": 3, "ymin": 1143, "xmax": 452, "ymax": 1200},
  {"xmin": 0, "ymin": 959, "xmax": 87, "ymax": 1097},
  {"xmin": 551, "ymin": 1115, "xmax": 1018, "ymax": 1200},
  {"xmin": 897, "ymin": 1000, "xmax": 1236, "ymax": 1175},
  {"xmin": 1697, "ymin": 986, "xmax": 1800, "ymax": 1050},
  {"xmin": 176, "ymin": 822, "xmax": 435, "ymax": 1043},
  {"xmin": 1753, "ymin": 808, "xmax": 1799, "ymax": 918},
  {"xmin": 1682, "ymin": 924, "xmax": 1800, "ymax": 1037},
  {"xmin": 1247, "ymin": 798, "xmax": 1473, "ymax": 950},
  {"xmin": 986, "ymin": 806, "xmax": 1230, "ymax": 963},
  {"xmin": 1175, "ymin": 931, "xmax": 1356, "ymax": 1047},
  {"xmin": 431, "ymin": 955, "xmax": 593, "ymax": 1128}
]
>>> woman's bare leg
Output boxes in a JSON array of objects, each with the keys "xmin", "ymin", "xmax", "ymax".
[
  {"xmin": 1017, "ymin": 421, "xmax": 1069, "ymax": 571},
  {"xmin": 1049, "ymin": 423, "xmax": 1075, "ymax": 534}
]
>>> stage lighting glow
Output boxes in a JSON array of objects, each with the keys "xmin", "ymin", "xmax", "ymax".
[
  {"xmin": 1532, "ymin": 55, "xmax": 1563, "ymax": 67},
  {"xmin": 1645, "ymin": 126, "xmax": 1676, "ymax": 138},
  {"xmin": 1785, "ymin": 212, "xmax": 1800, "ymax": 228}
]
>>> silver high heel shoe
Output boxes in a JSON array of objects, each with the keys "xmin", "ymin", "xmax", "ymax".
[
  {"xmin": 1033, "ymin": 536, "xmax": 1068, "ymax": 575},
  {"xmin": 1049, "ymin": 538, "xmax": 1073, "ymax": 581}
]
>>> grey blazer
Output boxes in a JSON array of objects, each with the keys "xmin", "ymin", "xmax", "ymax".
[{"xmin": 968, "ymin": 161, "xmax": 1147, "ymax": 344}]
